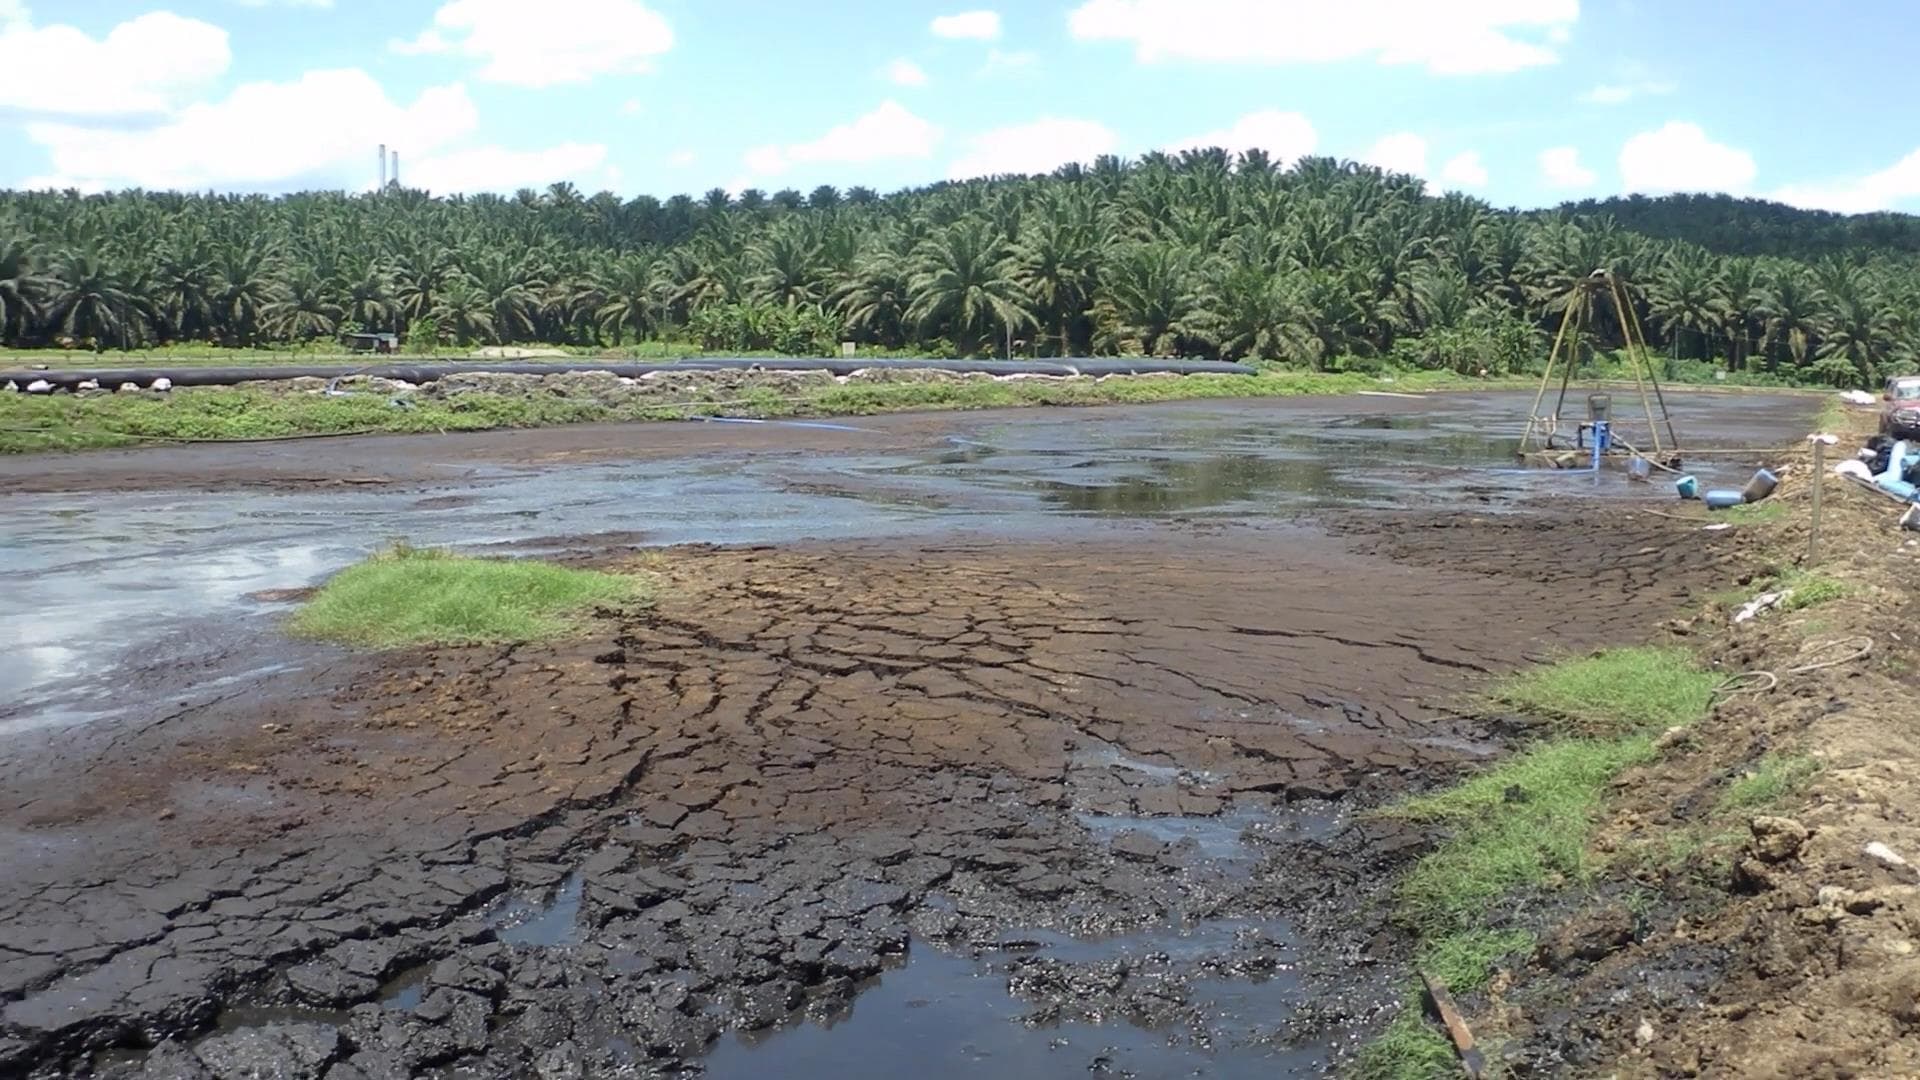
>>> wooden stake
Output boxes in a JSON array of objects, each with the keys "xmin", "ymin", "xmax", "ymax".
[
  {"xmin": 1419, "ymin": 968, "xmax": 1486, "ymax": 1078},
  {"xmin": 1810, "ymin": 437, "xmax": 1827, "ymax": 564}
]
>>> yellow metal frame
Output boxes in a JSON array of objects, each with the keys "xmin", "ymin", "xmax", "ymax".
[{"xmin": 1517, "ymin": 269, "xmax": 1680, "ymax": 463}]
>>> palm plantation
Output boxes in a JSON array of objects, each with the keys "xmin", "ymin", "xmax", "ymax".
[{"xmin": 2, "ymin": 155, "xmax": 1916, "ymax": 385}]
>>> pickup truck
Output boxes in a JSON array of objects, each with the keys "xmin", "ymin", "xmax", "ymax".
[{"xmin": 1885, "ymin": 375, "xmax": 1920, "ymax": 440}]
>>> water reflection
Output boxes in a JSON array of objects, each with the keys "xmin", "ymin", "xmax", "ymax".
[{"xmin": 1039, "ymin": 453, "xmax": 1349, "ymax": 514}]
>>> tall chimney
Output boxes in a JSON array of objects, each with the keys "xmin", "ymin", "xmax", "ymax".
[
  {"xmin": 378, "ymin": 143, "xmax": 387, "ymax": 190},
  {"xmin": 391, "ymin": 150, "xmax": 400, "ymax": 188}
]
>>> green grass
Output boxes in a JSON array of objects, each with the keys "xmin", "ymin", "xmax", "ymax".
[
  {"xmin": 1494, "ymin": 647, "xmax": 1721, "ymax": 735},
  {"xmin": 0, "ymin": 368, "xmax": 1490, "ymax": 454},
  {"xmin": 290, "ymin": 545, "xmax": 647, "ymax": 648},
  {"xmin": 1350, "ymin": 1000, "xmax": 1459, "ymax": 1080},
  {"xmin": 1392, "ymin": 735, "xmax": 1661, "ymax": 931},
  {"xmin": 1356, "ymin": 648, "xmax": 1720, "ymax": 1073},
  {"xmin": 1776, "ymin": 571, "xmax": 1850, "ymax": 612},
  {"xmin": 1416, "ymin": 927, "xmax": 1536, "ymax": 994},
  {"xmin": 1719, "ymin": 753, "xmax": 1824, "ymax": 811},
  {"xmin": 1720, "ymin": 500, "xmax": 1788, "ymax": 525}
]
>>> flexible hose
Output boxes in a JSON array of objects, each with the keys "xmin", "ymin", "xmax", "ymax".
[{"xmin": 1712, "ymin": 636, "xmax": 1874, "ymax": 701}]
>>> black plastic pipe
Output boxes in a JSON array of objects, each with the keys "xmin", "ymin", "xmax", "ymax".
[{"xmin": 3, "ymin": 357, "xmax": 1256, "ymax": 390}]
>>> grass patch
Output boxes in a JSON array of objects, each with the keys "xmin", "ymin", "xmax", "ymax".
[
  {"xmin": 1720, "ymin": 500, "xmax": 1787, "ymax": 525},
  {"xmin": 1416, "ymin": 928, "xmax": 1536, "ymax": 994},
  {"xmin": 1719, "ymin": 753, "xmax": 1824, "ymax": 812},
  {"xmin": 1350, "ymin": 999, "xmax": 1460, "ymax": 1080},
  {"xmin": 1357, "ymin": 648, "xmax": 1719, "ymax": 1071},
  {"xmin": 1776, "ymin": 571, "xmax": 1850, "ymax": 612},
  {"xmin": 291, "ymin": 545, "xmax": 646, "ymax": 647},
  {"xmin": 1493, "ymin": 646, "xmax": 1720, "ymax": 735},
  {"xmin": 1392, "ymin": 735, "xmax": 1659, "ymax": 931}
]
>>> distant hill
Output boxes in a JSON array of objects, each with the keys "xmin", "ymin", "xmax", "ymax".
[{"xmin": 1541, "ymin": 193, "xmax": 1920, "ymax": 259}]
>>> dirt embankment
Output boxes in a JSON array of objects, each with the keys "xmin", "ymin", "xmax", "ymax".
[
  {"xmin": 1477, "ymin": 431, "xmax": 1920, "ymax": 1078},
  {"xmin": 0, "ymin": 508, "xmax": 1751, "ymax": 1078}
]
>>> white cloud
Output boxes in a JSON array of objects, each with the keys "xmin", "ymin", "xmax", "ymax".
[
  {"xmin": 407, "ymin": 143, "xmax": 610, "ymax": 194},
  {"xmin": 1438, "ymin": 150, "xmax": 1489, "ymax": 189},
  {"xmin": 620, "ymin": 98, "xmax": 642, "ymax": 115},
  {"xmin": 667, "ymin": 149, "xmax": 696, "ymax": 168},
  {"xmin": 744, "ymin": 100, "xmax": 943, "ymax": 176},
  {"xmin": 1363, "ymin": 132, "xmax": 1429, "ymax": 177},
  {"xmin": 980, "ymin": 48, "xmax": 1037, "ymax": 74},
  {"xmin": 948, "ymin": 117, "xmax": 1118, "ymax": 180},
  {"xmin": 1167, "ymin": 109, "xmax": 1317, "ymax": 165},
  {"xmin": 390, "ymin": 28, "xmax": 447, "ymax": 55},
  {"xmin": 1539, "ymin": 146, "xmax": 1596, "ymax": 188},
  {"xmin": 1580, "ymin": 78, "xmax": 1674, "ymax": 105},
  {"xmin": 743, "ymin": 145, "xmax": 787, "ymax": 175},
  {"xmin": 22, "ymin": 69, "xmax": 478, "ymax": 191},
  {"xmin": 1067, "ymin": 0, "xmax": 1577, "ymax": 75},
  {"xmin": 1618, "ymin": 121, "xmax": 1754, "ymax": 194},
  {"xmin": 1771, "ymin": 149, "xmax": 1920, "ymax": 214},
  {"xmin": 0, "ymin": 8, "xmax": 230, "ymax": 121},
  {"xmin": 883, "ymin": 58, "xmax": 928, "ymax": 86},
  {"xmin": 931, "ymin": 10, "xmax": 1000, "ymax": 39},
  {"xmin": 390, "ymin": 0, "xmax": 673, "ymax": 87}
]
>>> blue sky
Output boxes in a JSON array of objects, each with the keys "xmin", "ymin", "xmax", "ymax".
[{"xmin": 3, "ymin": 0, "xmax": 1918, "ymax": 213}]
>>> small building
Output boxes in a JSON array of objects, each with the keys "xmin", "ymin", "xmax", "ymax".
[{"xmin": 342, "ymin": 332, "xmax": 399, "ymax": 354}]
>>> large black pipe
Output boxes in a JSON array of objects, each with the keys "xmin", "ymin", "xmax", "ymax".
[{"xmin": 4, "ymin": 357, "xmax": 1255, "ymax": 390}]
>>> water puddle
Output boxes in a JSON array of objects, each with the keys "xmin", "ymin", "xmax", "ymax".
[
  {"xmin": 705, "ymin": 917, "xmax": 1326, "ymax": 1078},
  {"xmin": 490, "ymin": 872, "xmax": 584, "ymax": 947},
  {"xmin": 1068, "ymin": 743, "xmax": 1200, "ymax": 784},
  {"xmin": 1078, "ymin": 810, "xmax": 1266, "ymax": 863},
  {"xmin": 377, "ymin": 964, "xmax": 430, "ymax": 1010}
]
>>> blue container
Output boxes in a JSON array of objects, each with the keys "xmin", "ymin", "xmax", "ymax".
[
  {"xmin": 1675, "ymin": 475, "xmax": 1700, "ymax": 500},
  {"xmin": 1704, "ymin": 489, "xmax": 1745, "ymax": 510}
]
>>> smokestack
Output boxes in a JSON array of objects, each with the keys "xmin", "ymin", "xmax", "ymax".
[
  {"xmin": 391, "ymin": 150, "xmax": 400, "ymax": 188},
  {"xmin": 378, "ymin": 143, "xmax": 387, "ymax": 190}
]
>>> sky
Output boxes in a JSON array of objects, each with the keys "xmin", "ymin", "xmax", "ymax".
[{"xmin": 3, "ymin": 0, "xmax": 1919, "ymax": 214}]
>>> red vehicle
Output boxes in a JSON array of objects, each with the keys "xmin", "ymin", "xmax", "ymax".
[{"xmin": 1885, "ymin": 375, "xmax": 1920, "ymax": 440}]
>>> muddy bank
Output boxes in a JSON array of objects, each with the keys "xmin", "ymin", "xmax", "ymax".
[
  {"xmin": 1459, "ymin": 443, "xmax": 1920, "ymax": 1078},
  {"xmin": 0, "ymin": 508, "xmax": 1753, "ymax": 1078},
  {"xmin": 0, "ymin": 390, "xmax": 1815, "ymax": 495}
]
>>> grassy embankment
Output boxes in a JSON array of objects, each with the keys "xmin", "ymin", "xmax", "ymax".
[
  {"xmin": 1354, "ymin": 647, "xmax": 1722, "ymax": 1078},
  {"xmin": 291, "ymin": 545, "xmax": 647, "ymax": 648},
  {"xmin": 1356, "ymin": 401, "xmax": 1876, "ymax": 1077},
  {"xmin": 0, "ymin": 369, "xmax": 1496, "ymax": 454}
]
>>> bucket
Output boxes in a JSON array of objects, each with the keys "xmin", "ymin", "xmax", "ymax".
[
  {"xmin": 1675, "ymin": 475, "xmax": 1700, "ymax": 500},
  {"xmin": 1627, "ymin": 457, "xmax": 1651, "ymax": 482},
  {"xmin": 1704, "ymin": 489, "xmax": 1745, "ymax": 510},
  {"xmin": 1741, "ymin": 468, "xmax": 1779, "ymax": 503}
]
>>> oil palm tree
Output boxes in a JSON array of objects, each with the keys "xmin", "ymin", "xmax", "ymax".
[
  {"xmin": 829, "ymin": 248, "xmax": 912, "ymax": 348},
  {"xmin": 212, "ymin": 239, "xmax": 278, "ymax": 346},
  {"xmin": 261, "ymin": 268, "xmax": 342, "ymax": 341},
  {"xmin": 906, "ymin": 221, "xmax": 1033, "ymax": 356},
  {"xmin": 431, "ymin": 275, "xmax": 496, "ymax": 346},
  {"xmin": 44, "ymin": 248, "xmax": 144, "ymax": 350},
  {"xmin": 1010, "ymin": 200, "xmax": 1097, "ymax": 356},
  {"xmin": 151, "ymin": 237, "xmax": 217, "ymax": 342},
  {"xmin": 340, "ymin": 261, "xmax": 398, "ymax": 334},
  {"xmin": 0, "ymin": 234, "xmax": 50, "ymax": 342},
  {"xmin": 594, "ymin": 253, "xmax": 655, "ymax": 344},
  {"xmin": 1646, "ymin": 245, "xmax": 1729, "ymax": 362}
]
